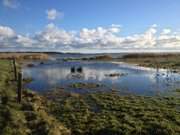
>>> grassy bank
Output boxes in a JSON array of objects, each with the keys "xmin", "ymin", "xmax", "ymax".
[
  {"xmin": 0, "ymin": 53, "xmax": 49, "ymax": 60},
  {"xmin": 121, "ymin": 53, "xmax": 180, "ymax": 72},
  {"xmin": 0, "ymin": 60, "xmax": 70, "ymax": 135}
]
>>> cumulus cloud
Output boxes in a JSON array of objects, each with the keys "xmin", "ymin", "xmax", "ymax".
[
  {"xmin": 0, "ymin": 25, "xmax": 16, "ymax": 38},
  {"xmin": 0, "ymin": 24, "xmax": 180, "ymax": 52},
  {"xmin": 35, "ymin": 23, "xmax": 75, "ymax": 47},
  {"xmin": 46, "ymin": 9, "xmax": 64, "ymax": 20},
  {"xmin": 16, "ymin": 35, "xmax": 36, "ymax": 47},
  {"xmin": 78, "ymin": 25, "xmax": 122, "ymax": 46},
  {"xmin": 3, "ymin": 0, "xmax": 19, "ymax": 9}
]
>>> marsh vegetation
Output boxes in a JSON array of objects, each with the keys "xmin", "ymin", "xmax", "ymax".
[
  {"xmin": 0, "ymin": 53, "xmax": 49, "ymax": 60},
  {"xmin": 0, "ymin": 53, "xmax": 180, "ymax": 135},
  {"xmin": 121, "ymin": 53, "xmax": 180, "ymax": 72},
  {"xmin": 45, "ymin": 89, "xmax": 180, "ymax": 135}
]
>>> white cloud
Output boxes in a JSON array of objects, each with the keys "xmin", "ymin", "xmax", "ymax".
[
  {"xmin": 36, "ymin": 23, "xmax": 74, "ymax": 45},
  {"xmin": 0, "ymin": 25, "xmax": 16, "ymax": 39},
  {"xmin": 46, "ymin": 9, "xmax": 64, "ymax": 20},
  {"xmin": 141, "ymin": 25, "xmax": 157, "ymax": 46},
  {"xmin": 118, "ymin": 25, "xmax": 157, "ymax": 48},
  {"xmin": 78, "ymin": 26, "xmax": 122, "ymax": 45},
  {"xmin": 0, "ymin": 24, "xmax": 180, "ymax": 52},
  {"xmin": 16, "ymin": 35, "xmax": 36, "ymax": 47},
  {"xmin": 3, "ymin": 0, "xmax": 19, "ymax": 9}
]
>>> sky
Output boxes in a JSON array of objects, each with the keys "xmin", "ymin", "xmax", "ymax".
[{"xmin": 0, "ymin": 0, "xmax": 180, "ymax": 53}]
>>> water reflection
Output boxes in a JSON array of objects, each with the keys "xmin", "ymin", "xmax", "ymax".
[{"xmin": 22, "ymin": 61, "xmax": 180, "ymax": 95}]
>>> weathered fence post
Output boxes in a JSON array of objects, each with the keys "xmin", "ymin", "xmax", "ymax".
[
  {"xmin": 12, "ymin": 58, "xmax": 17, "ymax": 81},
  {"xmin": 17, "ymin": 72, "xmax": 22, "ymax": 103}
]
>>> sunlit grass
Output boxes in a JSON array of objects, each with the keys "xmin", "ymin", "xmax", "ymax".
[
  {"xmin": 0, "ymin": 60, "xmax": 70, "ymax": 135},
  {"xmin": 46, "ymin": 90, "xmax": 180, "ymax": 135}
]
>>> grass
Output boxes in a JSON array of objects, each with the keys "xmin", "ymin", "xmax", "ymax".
[
  {"xmin": 45, "ymin": 90, "xmax": 180, "ymax": 135},
  {"xmin": 0, "ymin": 60, "xmax": 70, "ymax": 135},
  {"xmin": 176, "ymin": 89, "xmax": 180, "ymax": 92},
  {"xmin": 69, "ymin": 82, "xmax": 103, "ymax": 89},
  {"xmin": 121, "ymin": 53, "xmax": 180, "ymax": 72},
  {"xmin": 0, "ymin": 53, "xmax": 49, "ymax": 60}
]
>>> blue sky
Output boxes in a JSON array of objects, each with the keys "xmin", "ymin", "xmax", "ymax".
[{"xmin": 0, "ymin": 0, "xmax": 180, "ymax": 52}]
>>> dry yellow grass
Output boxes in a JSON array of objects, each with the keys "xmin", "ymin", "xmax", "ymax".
[{"xmin": 0, "ymin": 53, "xmax": 49, "ymax": 60}]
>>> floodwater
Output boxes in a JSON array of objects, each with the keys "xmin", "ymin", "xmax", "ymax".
[{"xmin": 22, "ymin": 56, "xmax": 180, "ymax": 96}]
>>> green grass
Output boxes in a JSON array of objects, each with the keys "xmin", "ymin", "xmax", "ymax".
[
  {"xmin": 0, "ymin": 60, "xmax": 70, "ymax": 135},
  {"xmin": 69, "ymin": 82, "xmax": 103, "ymax": 89},
  {"xmin": 175, "ymin": 89, "xmax": 180, "ymax": 92},
  {"xmin": 45, "ymin": 90, "xmax": 180, "ymax": 135}
]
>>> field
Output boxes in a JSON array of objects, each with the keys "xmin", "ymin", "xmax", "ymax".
[{"xmin": 0, "ymin": 59, "xmax": 179, "ymax": 135}]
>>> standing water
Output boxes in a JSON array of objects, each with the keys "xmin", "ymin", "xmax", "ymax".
[{"xmin": 22, "ymin": 56, "xmax": 180, "ymax": 96}]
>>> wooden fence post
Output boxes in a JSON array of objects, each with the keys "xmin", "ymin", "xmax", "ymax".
[
  {"xmin": 12, "ymin": 58, "xmax": 17, "ymax": 81},
  {"xmin": 17, "ymin": 72, "xmax": 22, "ymax": 103}
]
